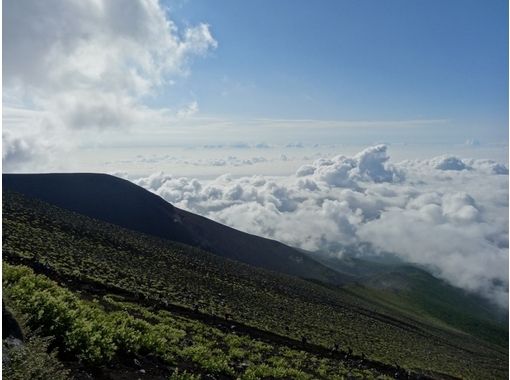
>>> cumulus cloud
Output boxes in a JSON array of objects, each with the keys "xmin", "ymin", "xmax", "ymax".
[
  {"xmin": 128, "ymin": 146, "xmax": 509, "ymax": 308},
  {"xmin": 298, "ymin": 145, "xmax": 404, "ymax": 189},
  {"xmin": 4, "ymin": 0, "xmax": 217, "ymax": 98},
  {"xmin": 466, "ymin": 158, "xmax": 509, "ymax": 175},
  {"xmin": 3, "ymin": 0, "xmax": 217, "ymax": 169},
  {"xmin": 2, "ymin": 124, "xmax": 68, "ymax": 172},
  {"xmin": 2, "ymin": 132, "xmax": 44, "ymax": 171},
  {"xmin": 430, "ymin": 156, "xmax": 469, "ymax": 171},
  {"xmin": 402, "ymin": 154, "xmax": 509, "ymax": 176}
]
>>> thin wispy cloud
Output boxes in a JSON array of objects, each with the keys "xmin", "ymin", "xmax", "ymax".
[{"xmin": 244, "ymin": 118, "xmax": 449, "ymax": 128}]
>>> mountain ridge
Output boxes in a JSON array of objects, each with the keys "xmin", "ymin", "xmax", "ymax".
[{"xmin": 3, "ymin": 173, "xmax": 347, "ymax": 285}]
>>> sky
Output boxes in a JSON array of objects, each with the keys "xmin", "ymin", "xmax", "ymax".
[
  {"xmin": 163, "ymin": 0, "xmax": 509, "ymax": 143},
  {"xmin": 2, "ymin": 0, "xmax": 509, "ymax": 174},
  {"xmin": 2, "ymin": 1, "xmax": 509, "ymax": 306}
]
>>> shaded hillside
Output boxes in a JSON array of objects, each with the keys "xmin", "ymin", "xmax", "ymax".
[
  {"xmin": 3, "ymin": 191, "xmax": 508, "ymax": 379},
  {"xmin": 315, "ymin": 250, "xmax": 508, "ymax": 348},
  {"xmin": 347, "ymin": 266, "xmax": 508, "ymax": 347},
  {"xmin": 313, "ymin": 251, "xmax": 402, "ymax": 279},
  {"xmin": 3, "ymin": 173, "xmax": 346, "ymax": 285}
]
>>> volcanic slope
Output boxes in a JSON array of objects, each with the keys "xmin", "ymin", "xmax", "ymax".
[
  {"xmin": 3, "ymin": 173, "xmax": 347, "ymax": 285},
  {"xmin": 3, "ymin": 190, "xmax": 508, "ymax": 379}
]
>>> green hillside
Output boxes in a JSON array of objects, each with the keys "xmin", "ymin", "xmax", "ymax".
[
  {"xmin": 347, "ymin": 266, "xmax": 508, "ymax": 347},
  {"xmin": 3, "ymin": 263, "xmax": 394, "ymax": 380},
  {"xmin": 315, "ymin": 253, "xmax": 508, "ymax": 347},
  {"xmin": 3, "ymin": 191, "xmax": 508, "ymax": 379}
]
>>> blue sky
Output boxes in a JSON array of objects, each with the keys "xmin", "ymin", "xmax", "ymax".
[{"xmin": 155, "ymin": 0, "xmax": 508, "ymax": 144}]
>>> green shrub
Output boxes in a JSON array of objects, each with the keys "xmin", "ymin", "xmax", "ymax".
[
  {"xmin": 3, "ymin": 317, "xmax": 69, "ymax": 380},
  {"xmin": 4, "ymin": 264, "xmax": 117, "ymax": 364},
  {"xmin": 169, "ymin": 369, "xmax": 201, "ymax": 380}
]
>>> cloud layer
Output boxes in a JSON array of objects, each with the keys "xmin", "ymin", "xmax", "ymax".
[
  {"xmin": 3, "ymin": 0, "xmax": 217, "ymax": 169},
  {"xmin": 127, "ymin": 145, "xmax": 509, "ymax": 307}
]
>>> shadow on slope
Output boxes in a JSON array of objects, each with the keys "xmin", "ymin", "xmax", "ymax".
[{"xmin": 3, "ymin": 173, "xmax": 346, "ymax": 285}]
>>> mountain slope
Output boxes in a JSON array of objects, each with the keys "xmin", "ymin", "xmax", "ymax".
[
  {"xmin": 347, "ymin": 266, "xmax": 508, "ymax": 347},
  {"xmin": 2, "ymin": 173, "xmax": 346, "ymax": 285},
  {"xmin": 3, "ymin": 190, "xmax": 508, "ymax": 379},
  {"xmin": 314, "ymin": 250, "xmax": 508, "ymax": 348}
]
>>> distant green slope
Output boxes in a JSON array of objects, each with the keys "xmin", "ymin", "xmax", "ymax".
[
  {"xmin": 346, "ymin": 266, "xmax": 508, "ymax": 348},
  {"xmin": 3, "ymin": 191, "xmax": 508, "ymax": 379},
  {"xmin": 313, "ymin": 251, "xmax": 402, "ymax": 279},
  {"xmin": 312, "ymin": 249, "xmax": 508, "ymax": 348}
]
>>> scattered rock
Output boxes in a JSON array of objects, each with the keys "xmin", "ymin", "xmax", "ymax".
[{"xmin": 2, "ymin": 301, "xmax": 24, "ymax": 341}]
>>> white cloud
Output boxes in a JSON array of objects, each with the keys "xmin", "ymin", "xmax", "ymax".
[
  {"xmin": 105, "ymin": 154, "xmax": 271, "ymax": 168},
  {"xmin": 466, "ymin": 158, "xmax": 509, "ymax": 175},
  {"xmin": 2, "ymin": 131, "xmax": 44, "ymax": 171},
  {"xmin": 296, "ymin": 165, "xmax": 316, "ymax": 177},
  {"xmin": 430, "ymin": 156, "xmax": 469, "ymax": 171},
  {"xmin": 177, "ymin": 101, "xmax": 199, "ymax": 119},
  {"xmin": 128, "ymin": 146, "xmax": 509, "ymax": 308},
  {"xmin": 3, "ymin": 0, "xmax": 217, "ymax": 169},
  {"xmin": 306, "ymin": 145, "xmax": 404, "ymax": 189}
]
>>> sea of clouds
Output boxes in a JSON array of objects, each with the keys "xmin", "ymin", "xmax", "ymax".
[{"xmin": 120, "ymin": 145, "xmax": 509, "ymax": 308}]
